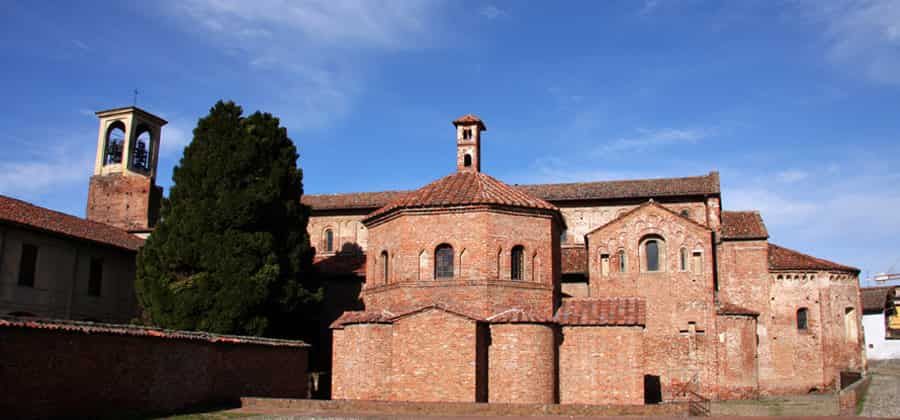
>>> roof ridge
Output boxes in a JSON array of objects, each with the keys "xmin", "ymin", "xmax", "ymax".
[{"xmin": 768, "ymin": 243, "xmax": 859, "ymax": 273}]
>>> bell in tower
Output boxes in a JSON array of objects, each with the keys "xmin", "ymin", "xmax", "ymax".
[
  {"xmin": 86, "ymin": 106, "xmax": 166, "ymax": 237},
  {"xmin": 452, "ymin": 114, "xmax": 486, "ymax": 173}
]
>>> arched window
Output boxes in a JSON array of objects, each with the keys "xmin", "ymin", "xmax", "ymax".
[
  {"xmin": 618, "ymin": 249, "xmax": 627, "ymax": 273},
  {"xmin": 132, "ymin": 124, "xmax": 152, "ymax": 171},
  {"xmin": 324, "ymin": 229, "xmax": 334, "ymax": 253},
  {"xmin": 680, "ymin": 247, "xmax": 687, "ymax": 271},
  {"xmin": 463, "ymin": 128, "xmax": 472, "ymax": 140},
  {"xmin": 797, "ymin": 308, "xmax": 808, "ymax": 330},
  {"xmin": 379, "ymin": 251, "xmax": 389, "ymax": 283},
  {"xmin": 435, "ymin": 244, "xmax": 454, "ymax": 279},
  {"xmin": 104, "ymin": 121, "xmax": 126, "ymax": 165},
  {"xmin": 641, "ymin": 236, "xmax": 666, "ymax": 272},
  {"xmin": 464, "ymin": 154, "xmax": 472, "ymax": 167},
  {"xmin": 511, "ymin": 246, "xmax": 525, "ymax": 280}
]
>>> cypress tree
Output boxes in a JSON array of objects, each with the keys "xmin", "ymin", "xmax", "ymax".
[{"xmin": 136, "ymin": 100, "xmax": 320, "ymax": 337}]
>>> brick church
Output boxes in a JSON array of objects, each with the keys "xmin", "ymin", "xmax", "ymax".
[
  {"xmin": 2, "ymin": 106, "xmax": 865, "ymax": 405},
  {"xmin": 304, "ymin": 114, "xmax": 866, "ymax": 404}
]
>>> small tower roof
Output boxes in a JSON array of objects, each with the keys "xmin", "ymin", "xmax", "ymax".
[
  {"xmin": 95, "ymin": 106, "xmax": 168, "ymax": 126},
  {"xmin": 452, "ymin": 114, "xmax": 487, "ymax": 131}
]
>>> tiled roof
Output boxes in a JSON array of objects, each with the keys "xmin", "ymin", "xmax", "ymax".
[
  {"xmin": 330, "ymin": 310, "xmax": 394, "ymax": 329},
  {"xmin": 313, "ymin": 253, "xmax": 366, "ymax": 277},
  {"xmin": 768, "ymin": 243, "xmax": 859, "ymax": 274},
  {"xmin": 452, "ymin": 114, "xmax": 487, "ymax": 130},
  {"xmin": 302, "ymin": 190, "xmax": 409, "ymax": 211},
  {"xmin": 302, "ymin": 172, "xmax": 721, "ymax": 211},
  {"xmin": 861, "ymin": 286, "xmax": 893, "ymax": 313},
  {"xmin": 717, "ymin": 302, "xmax": 760, "ymax": 316},
  {"xmin": 562, "ymin": 247, "xmax": 587, "ymax": 274},
  {"xmin": 364, "ymin": 171, "xmax": 559, "ymax": 223},
  {"xmin": 0, "ymin": 194, "xmax": 144, "ymax": 251},
  {"xmin": 517, "ymin": 172, "xmax": 720, "ymax": 202},
  {"xmin": 721, "ymin": 211, "xmax": 769, "ymax": 240},
  {"xmin": 0, "ymin": 316, "xmax": 308, "ymax": 347},
  {"xmin": 554, "ymin": 298, "xmax": 646, "ymax": 326},
  {"xmin": 487, "ymin": 309, "xmax": 554, "ymax": 324}
]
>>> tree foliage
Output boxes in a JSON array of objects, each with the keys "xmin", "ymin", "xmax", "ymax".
[{"xmin": 136, "ymin": 100, "xmax": 320, "ymax": 337}]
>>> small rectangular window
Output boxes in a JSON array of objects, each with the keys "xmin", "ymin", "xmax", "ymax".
[
  {"xmin": 691, "ymin": 251, "xmax": 702, "ymax": 275},
  {"xmin": 601, "ymin": 254, "xmax": 610, "ymax": 277},
  {"xmin": 18, "ymin": 244, "xmax": 38, "ymax": 287},
  {"xmin": 680, "ymin": 248, "xmax": 687, "ymax": 271},
  {"xmin": 89, "ymin": 258, "xmax": 103, "ymax": 297},
  {"xmin": 797, "ymin": 308, "xmax": 809, "ymax": 330},
  {"xmin": 618, "ymin": 250, "xmax": 627, "ymax": 273}
]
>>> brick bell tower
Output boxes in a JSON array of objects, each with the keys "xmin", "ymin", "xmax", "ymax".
[
  {"xmin": 86, "ymin": 107, "xmax": 166, "ymax": 237},
  {"xmin": 453, "ymin": 114, "xmax": 486, "ymax": 173}
]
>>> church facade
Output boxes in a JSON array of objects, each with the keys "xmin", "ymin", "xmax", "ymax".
[{"xmin": 305, "ymin": 115, "xmax": 865, "ymax": 404}]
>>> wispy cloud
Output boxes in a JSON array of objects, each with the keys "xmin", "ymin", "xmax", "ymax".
[
  {"xmin": 161, "ymin": 0, "xmax": 444, "ymax": 129},
  {"xmin": 72, "ymin": 40, "xmax": 90, "ymax": 51},
  {"xmin": 807, "ymin": 0, "xmax": 900, "ymax": 85},
  {"xmin": 776, "ymin": 169, "xmax": 809, "ymax": 183},
  {"xmin": 479, "ymin": 5, "xmax": 506, "ymax": 20},
  {"xmin": 639, "ymin": 0, "xmax": 660, "ymax": 16},
  {"xmin": 0, "ymin": 136, "xmax": 94, "ymax": 199},
  {"xmin": 599, "ymin": 127, "xmax": 715, "ymax": 154}
]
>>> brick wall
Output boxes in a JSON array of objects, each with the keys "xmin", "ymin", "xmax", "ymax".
[
  {"xmin": 389, "ymin": 309, "xmax": 483, "ymax": 402},
  {"xmin": 558, "ymin": 326, "xmax": 644, "ymax": 405},
  {"xmin": 488, "ymin": 323, "xmax": 555, "ymax": 403},
  {"xmin": 715, "ymin": 315, "xmax": 759, "ymax": 399},
  {"xmin": 331, "ymin": 323, "xmax": 392, "ymax": 400},
  {"xmin": 86, "ymin": 174, "xmax": 161, "ymax": 232},
  {"xmin": 0, "ymin": 318, "xmax": 308, "ymax": 418}
]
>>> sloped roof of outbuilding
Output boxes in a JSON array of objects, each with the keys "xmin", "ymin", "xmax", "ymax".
[
  {"xmin": 861, "ymin": 286, "xmax": 893, "ymax": 313},
  {"xmin": 768, "ymin": 243, "xmax": 859, "ymax": 274},
  {"xmin": 721, "ymin": 211, "xmax": 769, "ymax": 240},
  {"xmin": 0, "ymin": 194, "xmax": 144, "ymax": 251},
  {"xmin": 554, "ymin": 297, "xmax": 646, "ymax": 326},
  {"xmin": 364, "ymin": 171, "xmax": 559, "ymax": 224}
]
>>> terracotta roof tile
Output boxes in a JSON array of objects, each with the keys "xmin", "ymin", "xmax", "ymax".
[
  {"xmin": 364, "ymin": 172, "xmax": 559, "ymax": 223},
  {"xmin": 517, "ymin": 172, "xmax": 720, "ymax": 202},
  {"xmin": 0, "ymin": 195, "xmax": 144, "ymax": 251},
  {"xmin": 487, "ymin": 309, "xmax": 554, "ymax": 324},
  {"xmin": 768, "ymin": 243, "xmax": 859, "ymax": 274},
  {"xmin": 554, "ymin": 297, "xmax": 646, "ymax": 326},
  {"xmin": 861, "ymin": 286, "xmax": 893, "ymax": 313},
  {"xmin": 717, "ymin": 302, "xmax": 760, "ymax": 316},
  {"xmin": 313, "ymin": 253, "xmax": 366, "ymax": 277},
  {"xmin": 562, "ymin": 247, "xmax": 587, "ymax": 274},
  {"xmin": 452, "ymin": 114, "xmax": 487, "ymax": 130},
  {"xmin": 721, "ymin": 211, "xmax": 768, "ymax": 240},
  {"xmin": 301, "ymin": 172, "xmax": 721, "ymax": 211},
  {"xmin": 330, "ymin": 310, "xmax": 394, "ymax": 329},
  {"xmin": 0, "ymin": 316, "xmax": 308, "ymax": 347}
]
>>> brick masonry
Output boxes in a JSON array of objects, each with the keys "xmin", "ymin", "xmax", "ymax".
[
  {"xmin": 86, "ymin": 173, "xmax": 161, "ymax": 232},
  {"xmin": 0, "ymin": 318, "xmax": 308, "ymax": 418}
]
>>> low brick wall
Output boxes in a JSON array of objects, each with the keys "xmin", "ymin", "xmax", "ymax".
[
  {"xmin": 0, "ymin": 317, "xmax": 308, "ymax": 418},
  {"xmin": 240, "ymin": 397, "xmax": 690, "ymax": 417},
  {"xmin": 838, "ymin": 374, "xmax": 872, "ymax": 416}
]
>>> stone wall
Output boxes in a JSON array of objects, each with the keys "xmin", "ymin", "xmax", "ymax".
[
  {"xmin": 558, "ymin": 326, "xmax": 644, "ymax": 405},
  {"xmin": 0, "ymin": 317, "xmax": 308, "ymax": 418}
]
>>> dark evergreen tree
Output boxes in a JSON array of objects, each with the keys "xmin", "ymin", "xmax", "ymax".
[{"xmin": 136, "ymin": 101, "xmax": 320, "ymax": 337}]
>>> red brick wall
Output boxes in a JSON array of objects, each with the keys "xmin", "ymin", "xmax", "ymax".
[
  {"xmin": 389, "ymin": 309, "xmax": 481, "ymax": 402},
  {"xmin": 86, "ymin": 174, "xmax": 161, "ymax": 231},
  {"xmin": 0, "ymin": 325, "xmax": 307, "ymax": 418},
  {"xmin": 364, "ymin": 209, "xmax": 558, "ymax": 318},
  {"xmin": 586, "ymin": 203, "xmax": 718, "ymax": 399},
  {"xmin": 558, "ymin": 326, "xmax": 644, "ymax": 405},
  {"xmin": 331, "ymin": 324, "xmax": 392, "ymax": 400},
  {"xmin": 488, "ymin": 323, "xmax": 555, "ymax": 403},
  {"xmin": 715, "ymin": 315, "xmax": 759, "ymax": 399},
  {"xmin": 816, "ymin": 274, "xmax": 865, "ymax": 389}
]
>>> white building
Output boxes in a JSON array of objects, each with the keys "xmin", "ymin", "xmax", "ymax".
[{"xmin": 861, "ymin": 286, "xmax": 900, "ymax": 360}]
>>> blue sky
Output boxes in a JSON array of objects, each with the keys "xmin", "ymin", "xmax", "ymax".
[{"xmin": 2, "ymin": 1, "xmax": 899, "ymax": 284}]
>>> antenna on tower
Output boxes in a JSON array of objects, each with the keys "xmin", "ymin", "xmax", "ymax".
[{"xmin": 133, "ymin": 89, "xmax": 139, "ymax": 106}]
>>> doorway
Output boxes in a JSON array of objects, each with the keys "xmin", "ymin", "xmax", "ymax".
[{"xmin": 644, "ymin": 375, "xmax": 662, "ymax": 404}]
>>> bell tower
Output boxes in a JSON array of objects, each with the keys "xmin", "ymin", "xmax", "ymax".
[
  {"xmin": 453, "ymin": 114, "xmax": 486, "ymax": 173},
  {"xmin": 86, "ymin": 106, "xmax": 166, "ymax": 236}
]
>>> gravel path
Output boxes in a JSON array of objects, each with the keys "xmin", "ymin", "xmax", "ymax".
[{"xmin": 861, "ymin": 359, "xmax": 900, "ymax": 418}]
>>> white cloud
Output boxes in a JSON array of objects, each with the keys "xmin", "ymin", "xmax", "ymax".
[
  {"xmin": 599, "ymin": 127, "xmax": 714, "ymax": 154},
  {"xmin": 161, "ymin": 0, "xmax": 443, "ymax": 129},
  {"xmin": 639, "ymin": 0, "xmax": 660, "ymax": 16},
  {"xmin": 72, "ymin": 40, "xmax": 90, "ymax": 51},
  {"xmin": 776, "ymin": 169, "xmax": 808, "ymax": 183},
  {"xmin": 808, "ymin": 0, "xmax": 900, "ymax": 85},
  {"xmin": 479, "ymin": 5, "xmax": 506, "ymax": 20},
  {"xmin": 0, "ymin": 138, "xmax": 94, "ymax": 198}
]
